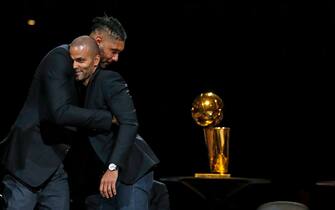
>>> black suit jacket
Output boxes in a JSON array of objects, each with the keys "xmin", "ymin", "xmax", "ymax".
[
  {"xmin": 0, "ymin": 45, "xmax": 113, "ymax": 187},
  {"xmin": 84, "ymin": 69, "xmax": 159, "ymax": 184}
]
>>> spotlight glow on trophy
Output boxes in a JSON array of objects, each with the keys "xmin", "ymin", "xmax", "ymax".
[{"xmin": 191, "ymin": 92, "xmax": 231, "ymax": 178}]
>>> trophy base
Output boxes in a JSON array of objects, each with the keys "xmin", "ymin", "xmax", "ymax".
[{"xmin": 194, "ymin": 173, "xmax": 231, "ymax": 179}]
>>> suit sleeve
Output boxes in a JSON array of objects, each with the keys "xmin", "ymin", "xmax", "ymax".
[
  {"xmin": 39, "ymin": 49, "xmax": 112, "ymax": 130},
  {"xmin": 102, "ymin": 73, "xmax": 138, "ymax": 169}
]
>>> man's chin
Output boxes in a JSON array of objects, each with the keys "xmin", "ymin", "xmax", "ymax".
[{"xmin": 100, "ymin": 63, "xmax": 108, "ymax": 69}]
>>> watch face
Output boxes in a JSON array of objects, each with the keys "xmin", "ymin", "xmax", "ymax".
[{"xmin": 109, "ymin": 163, "xmax": 117, "ymax": 171}]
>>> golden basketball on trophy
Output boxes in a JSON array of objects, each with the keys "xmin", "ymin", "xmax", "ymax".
[{"xmin": 191, "ymin": 92, "xmax": 231, "ymax": 178}]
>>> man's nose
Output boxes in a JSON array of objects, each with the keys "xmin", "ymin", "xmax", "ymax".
[
  {"xmin": 112, "ymin": 54, "xmax": 119, "ymax": 62},
  {"xmin": 73, "ymin": 62, "xmax": 78, "ymax": 69}
]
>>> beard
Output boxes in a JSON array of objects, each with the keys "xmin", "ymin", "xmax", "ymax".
[{"xmin": 100, "ymin": 59, "xmax": 113, "ymax": 69}]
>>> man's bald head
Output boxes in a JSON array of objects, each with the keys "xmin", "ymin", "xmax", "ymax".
[{"xmin": 70, "ymin": 35, "xmax": 100, "ymax": 57}]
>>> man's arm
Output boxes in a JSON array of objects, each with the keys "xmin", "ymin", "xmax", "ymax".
[
  {"xmin": 99, "ymin": 71, "xmax": 138, "ymax": 198},
  {"xmin": 39, "ymin": 48, "xmax": 112, "ymax": 130},
  {"xmin": 102, "ymin": 72, "xmax": 138, "ymax": 168}
]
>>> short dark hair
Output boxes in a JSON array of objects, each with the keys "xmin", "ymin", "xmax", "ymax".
[{"xmin": 91, "ymin": 15, "xmax": 127, "ymax": 41}]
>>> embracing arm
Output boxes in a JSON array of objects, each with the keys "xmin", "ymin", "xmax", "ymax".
[{"xmin": 39, "ymin": 48, "xmax": 112, "ymax": 130}]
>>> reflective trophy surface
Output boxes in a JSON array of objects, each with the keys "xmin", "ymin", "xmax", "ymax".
[{"xmin": 191, "ymin": 92, "xmax": 231, "ymax": 178}]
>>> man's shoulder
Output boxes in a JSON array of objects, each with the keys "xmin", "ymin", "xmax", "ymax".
[
  {"xmin": 38, "ymin": 44, "xmax": 70, "ymax": 67},
  {"xmin": 45, "ymin": 44, "xmax": 69, "ymax": 56},
  {"xmin": 52, "ymin": 44, "xmax": 69, "ymax": 53},
  {"xmin": 97, "ymin": 70, "xmax": 127, "ymax": 90},
  {"xmin": 98, "ymin": 69, "xmax": 123, "ymax": 80}
]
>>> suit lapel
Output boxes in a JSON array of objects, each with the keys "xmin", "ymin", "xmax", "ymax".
[{"xmin": 84, "ymin": 68, "xmax": 101, "ymax": 108}]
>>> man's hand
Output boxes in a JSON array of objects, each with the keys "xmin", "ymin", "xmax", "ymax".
[
  {"xmin": 112, "ymin": 116, "xmax": 119, "ymax": 125},
  {"xmin": 99, "ymin": 169, "xmax": 118, "ymax": 198}
]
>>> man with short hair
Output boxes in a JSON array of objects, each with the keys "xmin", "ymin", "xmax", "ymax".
[{"xmin": 0, "ymin": 15, "xmax": 131, "ymax": 210}]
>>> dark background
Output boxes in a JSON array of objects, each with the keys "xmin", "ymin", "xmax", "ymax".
[{"xmin": 0, "ymin": 0, "xmax": 334, "ymax": 192}]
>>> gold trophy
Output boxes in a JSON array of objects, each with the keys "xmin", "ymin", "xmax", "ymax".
[{"xmin": 191, "ymin": 92, "xmax": 231, "ymax": 178}]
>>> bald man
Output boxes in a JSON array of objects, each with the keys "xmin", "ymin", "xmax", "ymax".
[{"xmin": 68, "ymin": 36, "xmax": 159, "ymax": 210}]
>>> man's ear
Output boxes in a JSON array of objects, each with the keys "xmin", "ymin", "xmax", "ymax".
[
  {"xmin": 94, "ymin": 54, "xmax": 100, "ymax": 67},
  {"xmin": 95, "ymin": 35, "xmax": 103, "ymax": 45}
]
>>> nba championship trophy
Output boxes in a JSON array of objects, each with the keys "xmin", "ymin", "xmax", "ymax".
[{"xmin": 191, "ymin": 92, "xmax": 231, "ymax": 178}]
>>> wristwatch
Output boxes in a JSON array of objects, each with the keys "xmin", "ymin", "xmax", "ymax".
[{"xmin": 108, "ymin": 163, "xmax": 118, "ymax": 171}]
